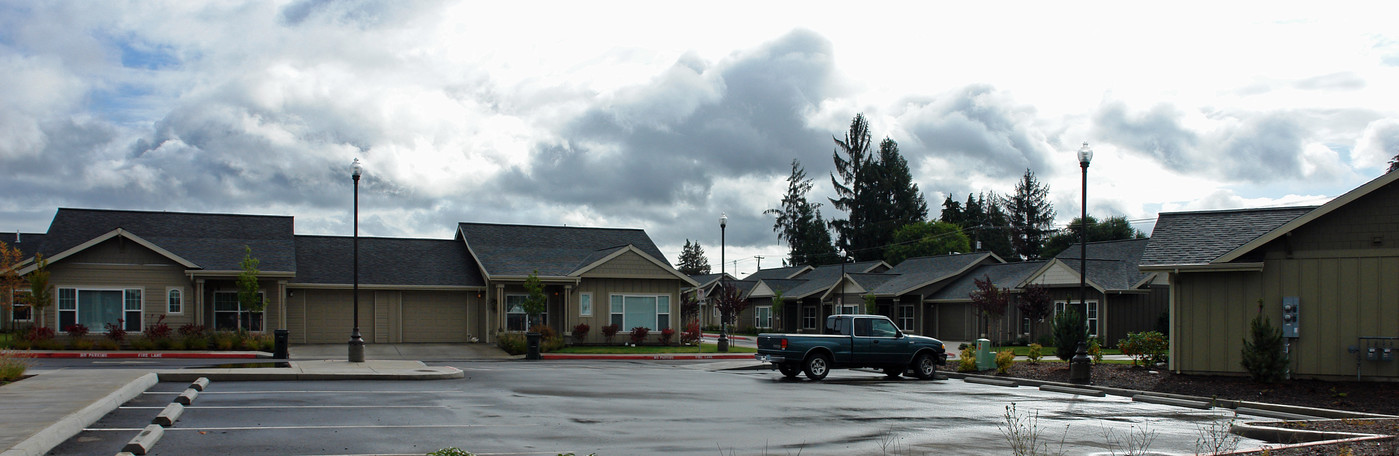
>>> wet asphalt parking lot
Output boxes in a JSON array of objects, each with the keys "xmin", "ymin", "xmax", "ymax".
[{"xmin": 50, "ymin": 360, "xmax": 1271, "ymax": 455}]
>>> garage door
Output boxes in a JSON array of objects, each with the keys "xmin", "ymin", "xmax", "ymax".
[
  {"xmin": 301, "ymin": 290, "xmax": 374, "ymax": 344},
  {"xmin": 401, "ymin": 291, "xmax": 470, "ymax": 343}
]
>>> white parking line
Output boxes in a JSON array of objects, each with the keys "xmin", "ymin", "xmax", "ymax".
[
  {"xmin": 120, "ymin": 405, "xmax": 459, "ymax": 409},
  {"xmin": 86, "ymin": 424, "xmax": 541, "ymax": 432},
  {"xmin": 142, "ymin": 390, "xmax": 462, "ymax": 395}
]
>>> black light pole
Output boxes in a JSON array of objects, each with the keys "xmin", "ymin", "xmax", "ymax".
[
  {"xmin": 349, "ymin": 158, "xmax": 365, "ymax": 363},
  {"xmin": 718, "ymin": 212, "xmax": 728, "ymax": 352},
  {"xmin": 1077, "ymin": 142, "xmax": 1093, "ymax": 329}
]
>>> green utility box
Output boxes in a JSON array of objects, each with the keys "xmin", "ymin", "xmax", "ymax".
[{"xmin": 975, "ymin": 338, "xmax": 996, "ymax": 371}]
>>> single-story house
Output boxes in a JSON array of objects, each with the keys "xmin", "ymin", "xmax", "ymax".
[{"xmin": 1141, "ymin": 170, "xmax": 1399, "ymax": 380}]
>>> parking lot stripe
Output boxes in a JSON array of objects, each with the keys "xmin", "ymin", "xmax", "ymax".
[
  {"xmin": 120, "ymin": 405, "xmax": 457, "ymax": 409},
  {"xmin": 87, "ymin": 424, "xmax": 541, "ymax": 432},
  {"xmin": 145, "ymin": 390, "xmax": 463, "ymax": 394}
]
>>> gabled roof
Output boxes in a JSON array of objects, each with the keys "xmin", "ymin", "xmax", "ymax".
[
  {"xmin": 742, "ymin": 265, "xmax": 811, "ymax": 281},
  {"xmin": 36, "ymin": 208, "xmax": 297, "ymax": 272},
  {"xmin": 292, "ymin": 235, "xmax": 484, "ymax": 288},
  {"xmin": 782, "ymin": 260, "xmax": 888, "ymax": 299},
  {"xmin": 1140, "ymin": 206, "xmax": 1316, "ymax": 268},
  {"xmin": 1052, "ymin": 238, "xmax": 1154, "ymax": 290},
  {"xmin": 1214, "ymin": 170, "xmax": 1399, "ymax": 264},
  {"xmin": 688, "ymin": 272, "xmax": 736, "ymax": 289},
  {"xmin": 457, "ymin": 222, "xmax": 670, "ymax": 278},
  {"xmin": 928, "ymin": 261, "xmax": 1049, "ymax": 302},
  {"xmin": 820, "ymin": 272, "xmax": 896, "ymax": 301},
  {"xmin": 748, "ymin": 278, "xmax": 807, "ymax": 299},
  {"xmin": 870, "ymin": 252, "xmax": 1000, "ymax": 297}
]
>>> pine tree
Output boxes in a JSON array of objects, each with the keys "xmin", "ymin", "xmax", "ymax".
[
  {"xmin": 1051, "ymin": 308, "xmax": 1088, "ymax": 361},
  {"xmin": 1241, "ymin": 300, "xmax": 1289, "ymax": 383},
  {"xmin": 829, "ymin": 114, "xmax": 875, "ymax": 260},
  {"xmin": 677, "ymin": 240, "xmax": 711, "ymax": 276},
  {"xmin": 828, "ymin": 115, "xmax": 928, "ymax": 262},
  {"xmin": 767, "ymin": 159, "xmax": 839, "ymax": 266},
  {"xmin": 1006, "ymin": 169, "xmax": 1055, "ymax": 260}
]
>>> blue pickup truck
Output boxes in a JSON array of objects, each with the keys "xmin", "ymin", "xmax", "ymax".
[{"xmin": 755, "ymin": 314, "xmax": 947, "ymax": 380}]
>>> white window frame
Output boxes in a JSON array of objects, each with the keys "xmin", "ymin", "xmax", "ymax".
[
  {"xmin": 1054, "ymin": 300, "xmax": 1099, "ymax": 337},
  {"xmin": 10, "ymin": 290, "xmax": 31, "ymax": 322},
  {"xmin": 213, "ymin": 290, "xmax": 264, "ymax": 332},
  {"xmin": 754, "ymin": 305, "xmax": 772, "ymax": 329},
  {"xmin": 166, "ymin": 287, "xmax": 184, "ymax": 315},
  {"xmin": 609, "ymin": 293, "xmax": 671, "ymax": 331},
  {"xmin": 57, "ymin": 287, "xmax": 143, "ymax": 333},
  {"xmin": 836, "ymin": 304, "xmax": 859, "ymax": 315},
  {"xmin": 578, "ymin": 292, "xmax": 592, "ymax": 317},
  {"xmin": 506, "ymin": 294, "xmax": 528, "ymax": 331},
  {"xmin": 801, "ymin": 305, "xmax": 817, "ymax": 330},
  {"xmin": 898, "ymin": 305, "xmax": 914, "ymax": 331}
]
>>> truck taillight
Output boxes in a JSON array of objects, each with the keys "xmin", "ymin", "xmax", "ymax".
[{"xmin": 780, "ymin": 338, "xmax": 788, "ymax": 350}]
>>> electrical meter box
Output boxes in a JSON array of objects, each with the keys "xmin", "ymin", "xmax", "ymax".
[
  {"xmin": 975, "ymin": 339, "xmax": 996, "ymax": 371},
  {"xmin": 1281, "ymin": 297, "xmax": 1300, "ymax": 338}
]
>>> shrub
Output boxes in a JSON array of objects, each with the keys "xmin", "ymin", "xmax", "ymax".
[
  {"xmin": 24, "ymin": 326, "xmax": 55, "ymax": 343},
  {"xmin": 64, "ymin": 324, "xmax": 90, "ymax": 339},
  {"xmin": 995, "ymin": 350, "xmax": 1016, "ymax": 374},
  {"xmin": 178, "ymin": 324, "xmax": 207, "ymax": 337},
  {"xmin": 572, "ymin": 323, "xmax": 590, "ymax": 343},
  {"xmin": 93, "ymin": 339, "xmax": 120, "ymax": 350},
  {"xmin": 658, "ymin": 328, "xmax": 676, "ymax": 345},
  {"xmin": 144, "ymin": 315, "xmax": 173, "ymax": 342},
  {"xmin": 1087, "ymin": 337, "xmax": 1103, "ymax": 364},
  {"xmin": 680, "ymin": 321, "xmax": 701, "ymax": 345},
  {"xmin": 1119, "ymin": 331, "xmax": 1169, "ymax": 367},
  {"xmin": 237, "ymin": 332, "xmax": 260, "ymax": 351},
  {"xmin": 497, "ymin": 333, "xmax": 526, "ymax": 355},
  {"xmin": 629, "ymin": 327, "xmax": 650, "ymax": 345},
  {"xmin": 529, "ymin": 324, "xmax": 556, "ymax": 341},
  {"xmin": 105, "ymin": 320, "xmax": 127, "ymax": 344},
  {"xmin": 71, "ymin": 338, "xmax": 95, "ymax": 350},
  {"xmin": 1241, "ymin": 307, "xmax": 1288, "ymax": 383},
  {"xmin": 1035, "ymin": 333, "xmax": 1055, "ymax": 348},
  {"xmin": 541, "ymin": 336, "xmax": 566, "ymax": 352},
  {"xmin": 601, "ymin": 324, "xmax": 621, "ymax": 344},
  {"xmin": 166, "ymin": 339, "xmax": 186, "ymax": 350},
  {"xmin": 958, "ymin": 346, "xmax": 977, "ymax": 372},
  {"xmin": 1026, "ymin": 343, "xmax": 1043, "ymax": 363},
  {"xmin": 259, "ymin": 334, "xmax": 275, "ymax": 352},
  {"xmin": 1051, "ymin": 309, "xmax": 1087, "ymax": 361},
  {"xmin": 130, "ymin": 337, "xmax": 157, "ymax": 350},
  {"xmin": 213, "ymin": 332, "xmax": 237, "ymax": 350},
  {"xmin": 0, "ymin": 351, "xmax": 31, "ymax": 382},
  {"xmin": 183, "ymin": 335, "xmax": 210, "ymax": 350}
]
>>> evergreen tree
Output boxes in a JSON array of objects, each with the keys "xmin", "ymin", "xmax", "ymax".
[
  {"xmin": 1006, "ymin": 169, "xmax": 1055, "ymax": 260},
  {"xmin": 829, "ymin": 114, "xmax": 876, "ymax": 261},
  {"xmin": 1241, "ymin": 300, "xmax": 1289, "ymax": 383},
  {"xmin": 766, "ymin": 159, "xmax": 840, "ymax": 266},
  {"xmin": 1051, "ymin": 308, "xmax": 1088, "ymax": 361},
  {"xmin": 939, "ymin": 195, "xmax": 963, "ymax": 226},
  {"xmin": 677, "ymin": 240, "xmax": 711, "ymax": 276},
  {"xmin": 828, "ymin": 115, "xmax": 928, "ymax": 262},
  {"xmin": 873, "ymin": 137, "xmax": 928, "ymax": 238}
]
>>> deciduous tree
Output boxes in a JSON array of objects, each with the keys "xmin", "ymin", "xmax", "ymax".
[
  {"xmin": 27, "ymin": 254, "xmax": 51, "ymax": 329},
  {"xmin": 522, "ymin": 270, "xmax": 548, "ymax": 329},
  {"xmin": 0, "ymin": 242, "xmax": 22, "ymax": 331},
  {"xmin": 883, "ymin": 221, "xmax": 971, "ymax": 265},
  {"xmin": 1017, "ymin": 284, "xmax": 1052, "ymax": 341},
  {"xmin": 236, "ymin": 246, "xmax": 263, "ymax": 331},
  {"xmin": 1040, "ymin": 215, "xmax": 1146, "ymax": 258},
  {"xmin": 970, "ymin": 275, "xmax": 1008, "ymax": 338}
]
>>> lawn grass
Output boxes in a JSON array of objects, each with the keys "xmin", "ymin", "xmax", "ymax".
[
  {"xmin": 993, "ymin": 345, "xmax": 1125, "ymax": 356},
  {"xmin": 0, "ymin": 332, "xmax": 13, "ymax": 349},
  {"xmin": 553, "ymin": 344, "xmax": 756, "ymax": 354}
]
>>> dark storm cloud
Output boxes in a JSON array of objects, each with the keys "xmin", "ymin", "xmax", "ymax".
[
  {"xmin": 495, "ymin": 29, "xmax": 839, "ymax": 212},
  {"xmin": 1092, "ymin": 100, "xmax": 1200, "ymax": 171},
  {"xmin": 902, "ymin": 85, "xmax": 1057, "ymax": 178}
]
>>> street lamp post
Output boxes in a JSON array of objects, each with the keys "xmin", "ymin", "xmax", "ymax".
[
  {"xmin": 349, "ymin": 159, "xmax": 365, "ymax": 363},
  {"xmin": 718, "ymin": 212, "xmax": 728, "ymax": 352},
  {"xmin": 1070, "ymin": 142, "xmax": 1093, "ymax": 384}
]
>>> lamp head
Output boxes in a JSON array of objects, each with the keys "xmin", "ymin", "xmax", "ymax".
[
  {"xmin": 1077, "ymin": 142, "xmax": 1093, "ymax": 167},
  {"xmin": 352, "ymin": 158, "xmax": 363, "ymax": 179},
  {"xmin": 720, "ymin": 212, "xmax": 727, "ymax": 228}
]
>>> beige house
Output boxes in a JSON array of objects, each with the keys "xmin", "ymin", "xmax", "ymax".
[
  {"xmin": 1142, "ymin": 171, "xmax": 1399, "ymax": 380},
  {"xmin": 7, "ymin": 209, "xmax": 693, "ymax": 346}
]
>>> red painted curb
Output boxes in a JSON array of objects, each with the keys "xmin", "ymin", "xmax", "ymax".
[
  {"xmin": 24, "ymin": 352, "xmax": 264, "ymax": 359},
  {"xmin": 542, "ymin": 353, "xmax": 756, "ymax": 360}
]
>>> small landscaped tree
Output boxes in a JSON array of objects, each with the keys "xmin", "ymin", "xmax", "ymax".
[
  {"xmin": 26, "ymin": 254, "xmax": 51, "ymax": 329},
  {"xmin": 0, "ymin": 241, "xmax": 23, "ymax": 331},
  {"xmin": 1241, "ymin": 299, "xmax": 1289, "ymax": 383},
  {"xmin": 770, "ymin": 289, "xmax": 785, "ymax": 331},
  {"xmin": 1051, "ymin": 308, "xmax": 1088, "ymax": 361},
  {"xmin": 713, "ymin": 282, "xmax": 749, "ymax": 351},
  {"xmin": 236, "ymin": 246, "xmax": 264, "ymax": 332},
  {"xmin": 1017, "ymin": 284, "xmax": 1053, "ymax": 341},
  {"xmin": 522, "ymin": 270, "xmax": 548, "ymax": 330},
  {"xmin": 970, "ymin": 275, "xmax": 1008, "ymax": 339}
]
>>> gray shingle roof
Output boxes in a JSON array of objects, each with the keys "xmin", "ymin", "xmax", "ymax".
[
  {"xmin": 1141, "ymin": 207, "xmax": 1316, "ymax": 267},
  {"xmin": 847, "ymin": 272, "xmax": 894, "ymax": 292},
  {"xmin": 759, "ymin": 278, "xmax": 806, "ymax": 296},
  {"xmin": 457, "ymin": 222, "xmax": 669, "ymax": 277},
  {"xmin": 41, "ymin": 208, "xmax": 296, "ymax": 271},
  {"xmin": 870, "ymin": 253, "xmax": 992, "ymax": 296},
  {"xmin": 743, "ymin": 266, "xmax": 809, "ymax": 281},
  {"xmin": 294, "ymin": 235, "xmax": 484, "ymax": 287},
  {"xmin": 929, "ymin": 261, "xmax": 1048, "ymax": 301},
  {"xmin": 0, "ymin": 233, "xmax": 45, "ymax": 260},
  {"xmin": 782, "ymin": 261, "xmax": 886, "ymax": 299},
  {"xmin": 1055, "ymin": 238, "xmax": 1153, "ymax": 290}
]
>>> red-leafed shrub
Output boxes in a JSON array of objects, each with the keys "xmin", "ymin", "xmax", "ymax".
[
  {"xmin": 681, "ymin": 321, "xmax": 701, "ymax": 345},
  {"xmin": 144, "ymin": 315, "xmax": 173, "ymax": 341},
  {"xmin": 572, "ymin": 323, "xmax": 590, "ymax": 343},
  {"xmin": 25, "ymin": 326, "xmax": 55, "ymax": 342},
  {"xmin": 629, "ymin": 326, "xmax": 650, "ymax": 345},
  {"xmin": 659, "ymin": 328, "xmax": 676, "ymax": 345},
  {"xmin": 64, "ymin": 324, "xmax": 89, "ymax": 339},
  {"xmin": 105, "ymin": 320, "xmax": 127, "ymax": 343},
  {"xmin": 601, "ymin": 324, "xmax": 621, "ymax": 344}
]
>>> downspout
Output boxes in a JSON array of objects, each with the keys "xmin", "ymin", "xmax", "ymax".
[{"xmin": 1168, "ymin": 269, "xmax": 1178, "ymax": 373}]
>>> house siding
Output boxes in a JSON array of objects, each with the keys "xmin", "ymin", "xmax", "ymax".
[
  {"xmin": 567, "ymin": 277, "xmax": 682, "ymax": 344},
  {"xmin": 580, "ymin": 251, "xmax": 675, "ymax": 279},
  {"xmin": 45, "ymin": 238, "xmax": 196, "ymax": 330}
]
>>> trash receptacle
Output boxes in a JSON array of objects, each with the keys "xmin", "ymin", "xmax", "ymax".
[
  {"xmin": 975, "ymin": 338, "xmax": 996, "ymax": 371},
  {"xmin": 273, "ymin": 329, "xmax": 289, "ymax": 359},
  {"xmin": 526, "ymin": 331, "xmax": 541, "ymax": 360}
]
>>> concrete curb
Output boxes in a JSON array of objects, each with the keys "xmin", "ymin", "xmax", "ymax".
[
  {"xmin": 157, "ymin": 366, "xmax": 465, "ymax": 382},
  {"xmin": 25, "ymin": 351, "xmax": 267, "ymax": 359},
  {"xmin": 542, "ymin": 353, "xmax": 756, "ymax": 361},
  {"xmin": 1230, "ymin": 420, "xmax": 1381, "ymax": 444},
  {"xmin": 0, "ymin": 372, "xmax": 157, "ymax": 456}
]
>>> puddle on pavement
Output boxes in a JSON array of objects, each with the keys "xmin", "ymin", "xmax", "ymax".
[{"xmin": 189, "ymin": 362, "xmax": 291, "ymax": 369}]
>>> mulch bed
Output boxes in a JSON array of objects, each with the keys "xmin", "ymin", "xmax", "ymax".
[{"xmin": 983, "ymin": 362, "xmax": 1399, "ymax": 455}]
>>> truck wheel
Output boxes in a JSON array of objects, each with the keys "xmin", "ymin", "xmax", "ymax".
[
  {"xmin": 912, "ymin": 353, "xmax": 938, "ymax": 380},
  {"xmin": 777, "ymin": 363, "xmax": 801, "ymax": 378},
  {"xmin": 882, "ymin": 366, "xmax": 903, "ymax": 378},
  {"xmin": 803, "ymin": 353, "xmax": 831, "ymax": 380}
]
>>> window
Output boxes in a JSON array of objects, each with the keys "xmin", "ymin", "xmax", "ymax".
[
  {"xmin": 801, "ymin": 305, "xmax": 817, "ymax": 330},
  {"xmin": 1054, "ymin": 300, "xmax": 1098, "ymax": 337},
  {"xmin": 754, "ymin": 306, "xmax": 771, "ymax": 329},
  {"xmin": 11, "ymin": 290, "xmax": 30, "ymax": 322},
  {"xmin": 898, "ymin": 305, "xmax": 914, "ymax": 331},
  {"xmin": 506, "ymin": 295, "xmax": 527, "ymax": 331},
  {"xmin": 1022, "ymin": 317, "xmax": 1031, "ymax": 335},
  {"xmin": 855, "ymin": 318, "xmax": 898, "ymax": 337},
  {"xmin": 579, "ymin": 293, "xmax": 592, "ymax": 317},
  {"xmin": 214, "ymin": 291, "xmax": 263, "ymax": 331},
  {"xmin": 609, "ymin": 294, "xmax": 670, "ymax": 331},
  {"xmin": 167, "ymin": 288, "xmax": 184, "ymax": 314},
  {"xmin": 57, "ymin": 288, "xmax": 142, "ymax": 332},
  {"xmin": 836, "ymin": 304, "xmax": 859, "ymax": 315}
]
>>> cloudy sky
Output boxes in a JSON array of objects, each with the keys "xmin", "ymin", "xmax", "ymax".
[{"xmin": 3, "ymin": 1, "xmax": 1399, "ymax": 276}]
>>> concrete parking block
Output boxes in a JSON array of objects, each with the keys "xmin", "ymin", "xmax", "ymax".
[
  {"xmin": 1133, "ymin": 394, "xmax": 1213, "ymax": 409},
  {"xmin": 189, "ymin": 378, "xmax": 210, "ymax": 392},
  {"xmin": 174, "ymin": 388, "xmax": 198, "ymax": 406},
  {"xmin": 964, "ymin": 376, "xmax": 1018, "ymax": 387},
  {"xmin": 1235, "ymin": 406, "xmax": 1321, "ymax": 421},
  {"xmin": 152, "ymin": 403, "xmax": 184, "ymax": 427},
  {"xmin": 121, "ymin": 425, "xmax": 163, "ymax": 455},
  {"xmin": 1040, "ymin": 384, "xmax": 1106, "ymax": 397}
]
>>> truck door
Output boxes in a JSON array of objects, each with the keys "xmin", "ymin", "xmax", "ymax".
[{"xmin": 854, "ymin": 318, "xmax": 906, "ymax": 365}]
